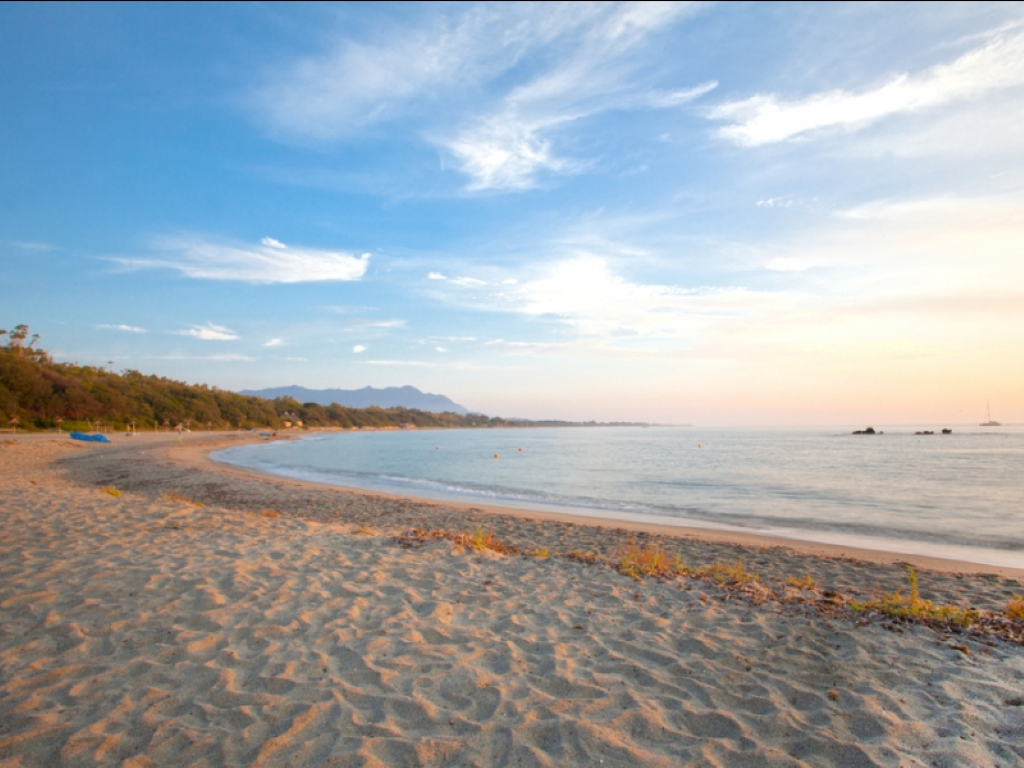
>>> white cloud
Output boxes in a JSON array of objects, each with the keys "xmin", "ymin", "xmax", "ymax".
[
  {"xmin": 348, "ymin": 319, "xmax": 406, "ymax": 328},
  {"xmin": 493, "ymin": 255, "xmax": 794, "ymax": 339},
  {"xmin": 442, "ymin": 6, "xmax": 712, "ymax": 190},
  {"xmin": 99, "ymin": 324, "xmax": 146, "ymax": 333},
  {"xmin": 115, "ymin": 236, "xmax": 370, "ymax": 284},
  {"xmin": 207, "ymin": 354, "xmax": 256, "ymax": 361},
  {"xmin": 250, "ymin": 3, "xmax": 710, "ymax": 190},
  {"xmin": 765, "ymin": 258, "xmax": 813, "ymax": 272},
  {"xmin": 428, "ymin": 272, "xmax": 447, "ymax": 280},
  {"xmin": 485, "ymin": 339, "xmax": 564, "ymax": 354},
  {"xmin": 451, "ymin": 276, "xmax": 487, "ymax": 287},
  {"xmin": 353, "ymin": 344, "xmax": 367, "ymax": 353},
  {"xmin": 447, "ymin": 116, "xmax": 573, "ymax": 191},
  {"xmin": 756, "ymin": 197, "xmax": 794, "ymax": 208},
  {"xmin": 12, "ymin": 241, "xmax": 56, "ymax": 251},
  {"xmin": 264, "ymin": 338, "xmax": 284, "ymax": 347},
  {"xmin": 709, "ymin": 28, "xmax": 1024, "ymax": 146},
  {"xmin": 364, "ymin": 359, "xmax": 432, "ymax": 367},
  {"xmin": 177, "ymin": 323, "xmax": 240, "ymax": 341},
  {"xmin": 435, "ymin": 346, "xmax": 448, "ymax": 353},
  {"xmin": 261, "ymin": 237, "xmax": 287, "ymax": 249}
]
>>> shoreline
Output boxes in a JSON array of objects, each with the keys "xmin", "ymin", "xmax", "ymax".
[
  {"xmin": 197, "ymin": 432, "xmax": 1024, "ymax": 579},
  {"xmin": 4, "ymin": 431, "xmax": 1024, "ymax": 765}
]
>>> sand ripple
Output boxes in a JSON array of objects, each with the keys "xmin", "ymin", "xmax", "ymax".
[{"xmin": 1, "ymin": 439, "xmax": 1022, "ymax": 766}]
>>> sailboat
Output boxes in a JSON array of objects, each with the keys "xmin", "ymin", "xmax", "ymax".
[{"xmin": 980, "ymin": 401, "xmax": 1002, "ymax": 427}]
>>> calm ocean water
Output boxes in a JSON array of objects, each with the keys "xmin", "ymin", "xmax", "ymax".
[{"xmin": 212, "ymin": 426, "xmax": 1024, "ymax": 568}]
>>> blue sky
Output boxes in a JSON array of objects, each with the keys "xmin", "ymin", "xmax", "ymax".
[{"xmin": 2, "ymin": 2, "xmax": 1023, "ymax": 424}]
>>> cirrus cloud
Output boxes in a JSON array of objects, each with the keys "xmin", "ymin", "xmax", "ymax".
[
  {"xmin": 709, "ymin": 28, "xmax": 1024, "ymax": 147},
  {"xmin": 114, "ymin": 236, "xmax": 370, "ymax": 284}
]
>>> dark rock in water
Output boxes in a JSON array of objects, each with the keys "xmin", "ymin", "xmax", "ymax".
[
  {"xmin": 914, "ymin": 431, "xmax": 935, "ymax": 435},
  {"xmin": 852, "ymin": 427, "xmax": 876, "ymax": 434},
  {"xmin": 942, "ymin": 428, "xmax": 952, "ymax": 434}
]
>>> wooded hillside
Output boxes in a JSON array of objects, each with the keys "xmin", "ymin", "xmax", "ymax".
[{"xmin": 0, "ymin": 325, "xmax": 512, "ymax": 432}]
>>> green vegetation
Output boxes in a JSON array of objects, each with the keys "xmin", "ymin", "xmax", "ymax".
[
  {"xmin": 851, "ymin": 567, "xmax": 979, "ymax": 627},
  {"xmin": 692, "ymin": 559, "xmax": 759, "ymax": 584},
  {"xmin": 786, "ymin": 574, "xmax": 818, "ymax": 590},
  {"xmin": 617, "ymin": 540, "xmax": 685, "ymax": 579},
  {"xmin": 0, "ymin": 324, "xmax": 524, "ymax": 432},
  {"xmin": 1006, "ymin": 596, "xmax": 1024, "ymax": 622}
]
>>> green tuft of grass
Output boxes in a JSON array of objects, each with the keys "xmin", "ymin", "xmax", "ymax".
[
  {"xmin": 527, "ymin": 547, "xmax": 550, "ymax": 558},
  {"xmin": 850, "ymin": 567, "xmax": 979, "ymax": 627}
]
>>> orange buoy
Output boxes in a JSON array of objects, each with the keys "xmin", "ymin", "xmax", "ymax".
[
  {"xmin": 494, "ymin": 453, "xmax": 499, "ymax": 459},
  {"xmin": 518, "ymin": 447, "xmax": 522, "ymax": 452}
]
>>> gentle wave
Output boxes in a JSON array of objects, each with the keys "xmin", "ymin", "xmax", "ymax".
[{"xmin": 212, "ymin": 425, "xmax": 1024, "ymax": 565}]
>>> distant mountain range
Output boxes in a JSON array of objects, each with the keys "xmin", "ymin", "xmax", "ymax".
[{"xmin": 239, "ymin": 385, "xmax": 470, "ymax": 415}]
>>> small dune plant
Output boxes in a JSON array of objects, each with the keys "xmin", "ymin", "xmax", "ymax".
[
  {"xmin": 527, "ymin": 547, "xmax": 551, "ymax": 558},
  {"xmin": 452, "ymin": 525, "xmax": 516, "ymax": 555},
  {"xmin": 693, "ymin": 559, "xmax": 758, "ymax": 585},
  {"xmin": 616, "ymin": 540, "xmax": 688, "ymax": 580},
  {"xmin": 787, "ymin": 574, "xmax": 817, "ymax": 590},
  {"xmin": 1006, "ymin": 595, "xmax": 1024, "ymax": 622},
  {"xmin": 101, "ymin": 486, "xmax": 121, "ymax": 498},
  {"xmin": 851, "ymin": 567, "xmax": 979, "ymax": 627}
]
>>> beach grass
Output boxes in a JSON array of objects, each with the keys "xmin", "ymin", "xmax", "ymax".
[
  {"xmin": 851, "ymin": 567, "xmax": 979, "ymax": 627},
  {"xmin": 1006, "ymin": 596, "xmax": 1024, "ymax": 621},
  {"xmin": 787, "ymin": 574, "xmax": 818, "ymax": 590}
]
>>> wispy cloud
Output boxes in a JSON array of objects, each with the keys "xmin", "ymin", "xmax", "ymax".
[
  {"xmin": 250, "ymin": 3, "xmax": 711, "ymax": 190},
  {"xmin": 99, "ymin": 324, "xmax": 146, "ymax": 333},
  {"xmin": 484, "ymin": 339, "xmax": 565, "ymax": 355},
  {"xmin": 207, "ymin": 353, "xmax": 256, "ymax": 361},
  {"xmin": 709, "ymin": 28, "xmax": 1024, "ymax": 146},
  {"xmin": 347, "ymin": 319, "xmax": 406, "ymax": 329},
  {"xmin": 756, "ymin": 197, "xmax": 795, "ymax": 208},
  {"xmin": 114, "ymin": 236, "xmax": 370, "ymax": 283},
  {"xmin": 427, "ymin": 253, "xmax": 793, "ymax": 341},
  {"xmin": 12, "ymin": 241, "xmax": 56, "ymax": 251},
  {"xmin": 441, "ymin": 6, "xmax": 713, "ymax": 190},
  {"xmin": 264, "ymin": 338, "xmax": 284, "ymax": 347},
  {"xmin": 177, "ymin": 323, "xmax": 239, "ymax": 341},
  {"xmin": 352, "ymin": 344, "xmax": 367, "ymax": 353},
  {"xmin": 427, "ymin": 272, "xmax": 487, "ymax": 286}
]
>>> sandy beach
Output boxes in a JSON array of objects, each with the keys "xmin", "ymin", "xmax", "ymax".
[{"xmin": 2, "ymin": 432, "xmax": 1023, "ymax": 766}]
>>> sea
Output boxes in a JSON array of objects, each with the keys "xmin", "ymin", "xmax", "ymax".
[{"xmin": 211, "ymin": 425, "xmax": 1024, "ymax": 569}]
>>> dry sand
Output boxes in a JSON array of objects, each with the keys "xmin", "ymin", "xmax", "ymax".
[{"xmin": 1, "ymin": 433, "xmax": 1023, "ymax": 766}]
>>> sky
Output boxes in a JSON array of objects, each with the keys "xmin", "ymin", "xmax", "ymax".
[{"xmin": 1, "ymin": 1, "xmax": 1023, "ymax": 425}]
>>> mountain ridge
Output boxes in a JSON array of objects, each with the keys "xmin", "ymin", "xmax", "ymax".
[{"xmin": 239, "ymin": 385, "xmax": 470, "ymax": 415}]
